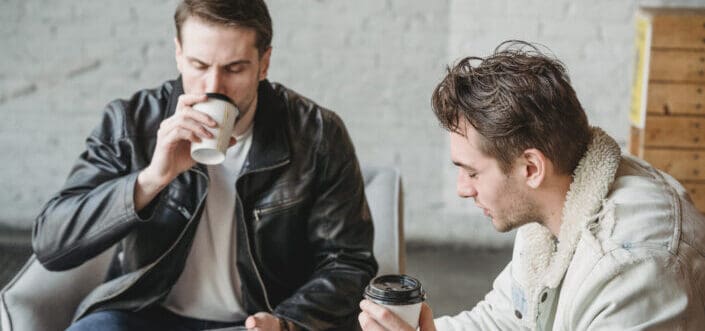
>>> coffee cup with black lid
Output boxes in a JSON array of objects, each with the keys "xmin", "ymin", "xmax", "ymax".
[{"xmin": 364, "ymin": 274, "xmax": 426, "ymax": 329}]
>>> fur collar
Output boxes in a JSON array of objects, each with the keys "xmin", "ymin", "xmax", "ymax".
[{"xmin": 513, "ymin": 127, "xmax": 621, "ymax": 326}]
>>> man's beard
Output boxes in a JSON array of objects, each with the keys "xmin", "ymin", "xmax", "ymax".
[{"xmin": 492, "ymin": 177, "xmax": 543, "ymax": 233}]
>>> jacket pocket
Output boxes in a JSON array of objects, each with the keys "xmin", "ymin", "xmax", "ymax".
[{"xmin": 253, "ymin": 196, "xmax": 306, "ymax": 223}]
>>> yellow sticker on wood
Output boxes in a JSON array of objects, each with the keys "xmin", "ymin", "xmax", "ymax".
[{"xmin": 630, "ymin": 16, "xmax": 651, "ymax": 128}]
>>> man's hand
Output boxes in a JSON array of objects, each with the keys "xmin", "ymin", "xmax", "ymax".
[
  {"xmin": 245, "ymin": 312, "xmax": 295, "ymax": 331},
  {"xmin": 358, "ymin": 299, "xmax": 436, "ymax": 331},
  {"xmin": 143, "ymin": 94, "xmax": 213, "ymax": 185},
  {"xmin": 134, "ymin": 93, "xmax": 235, "ymax": 211}
]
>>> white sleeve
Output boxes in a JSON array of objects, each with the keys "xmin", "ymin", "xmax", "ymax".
[
  {"xmin": 566, "ymin": 251, "xmax": 692, "ymax": 330},
  {"xmin": 434, "ymin": 263, "xmax": 528, "ymax": 331}
]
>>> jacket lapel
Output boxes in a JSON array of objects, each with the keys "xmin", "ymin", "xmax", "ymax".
[{"xmin": 242, "ymin": 80, "xmax": 291, "ymax": 173}]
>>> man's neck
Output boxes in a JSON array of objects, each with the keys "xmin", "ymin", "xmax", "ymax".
[
  {"xmin": 541, "ymin": 174, "xmax": 573, "ymax": 237},
  {"xmin": 233, "ymin": 99, "xmax": 257, "ymax": 137}
]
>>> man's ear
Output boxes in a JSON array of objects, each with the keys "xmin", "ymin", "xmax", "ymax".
[
  {"xmin": 258, "ymin": 47, "xmax": 272, "ymax": 81},
  {"xmin": 174, "ymin": 37, "xmax": 183, "ymax": 74},
  {"xmin": 520, "ymin": 148, "xmax": 547, "ymax": 189}
]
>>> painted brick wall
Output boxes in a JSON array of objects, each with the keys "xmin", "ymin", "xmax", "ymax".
[{"xmin": 1, "ymin": 0, "xmax": 702, "ymax": 247}]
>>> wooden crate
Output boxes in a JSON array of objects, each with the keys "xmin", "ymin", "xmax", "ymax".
[
  {"xmin": 649, "ymin": 11, "xmax": 705, "ymax": 49},
  {"xmin": 649, "ymin": 50, "xmax": 705, "ymax": 83},
  {"xmin": 630, "ymin": 8, "xmax": 705, "ymax": 214},
  {"xmin": 642, "ymin": 116, "xmax": 705, "ymax": 148},
  {"xmin": 646, "ymin": 83, "xmax": 705, "ymax": 116}
]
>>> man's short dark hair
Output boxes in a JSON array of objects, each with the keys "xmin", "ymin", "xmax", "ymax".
[
  {"xmin": 432, "ymin": 40, "xmax": 592, "ymax": 175},
  {"xmin": 174, "ymin": 0, "xmax": 272, "ymax": 55}
]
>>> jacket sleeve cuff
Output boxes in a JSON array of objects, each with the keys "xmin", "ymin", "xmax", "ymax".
[{"xmin": 123, "ymin": 172, "xmax": 162, "ymax": 222}]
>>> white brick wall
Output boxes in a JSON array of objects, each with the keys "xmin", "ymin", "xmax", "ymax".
[{"xmin": 1, "ymin": 0, "xmax": 703, "ymax": 247}]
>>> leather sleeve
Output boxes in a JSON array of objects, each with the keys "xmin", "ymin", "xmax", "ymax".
[
  {"xmin": 32, "ymin": 95, "xmax": 159, "ymax": 272},
  {"xmin": 273, "ymin": 111, "xmax": 378, "ymax": 330}
]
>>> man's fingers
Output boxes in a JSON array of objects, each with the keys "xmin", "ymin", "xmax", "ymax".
[
  {"xmin": 175, "ymin": 119, "xmax": 213, "ymax": 139},
  {"xmin": 183, "ymin": 108, "xmax": 217, "ymax": 127},
  {"xmin": 419, "ymin": 303, "xmax": 436, "ymax": 331},
  {"xmin": 165, "ymin": 128, "xmax": 201, "ymax": 144},
  {"xmin": 229, "ymin": 136, "xmax": 237, "ymax": 147},
  {"xmin": 245, "ymin": 315, "xmax": 257, "ymax": 329},
  {"xmin": 359, "ymin": 300, "xmax": 412, "ymax": 331},
  {"xmin": 358, "ymin": 311, "xmax": 388, "ymax": 331},
  {"xmin": 176, "ymin": 93, "xmax": 208, "ymax": 110},
  {"xmin": 245, "ymin": 312, "xmax": 277, "ymax": 330},
  {"xmin": 159, "ymin": 118, "xmax": 214, "ymax": 142},
  {"xmin": 163, "ymin": 110, "xmax": 216, "ymax": 130}
]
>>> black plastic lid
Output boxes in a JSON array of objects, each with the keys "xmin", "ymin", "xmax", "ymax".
[
  {"xmin": 364, "ymin": 274, "xmax": 426, "ymax": 305},
  {"xmin": 206, "ymin": 92, "xmax": 235, "ymax": 105}
]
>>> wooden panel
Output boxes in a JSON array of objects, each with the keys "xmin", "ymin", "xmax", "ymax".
[
  {"xmin": 629, "ymin": 126, "xmax": 643, "ymax": 157},
  {"xmin": 683, "ymin": 182, "xmax": 705, "ymax": 213},
  {"xmin": 643, "ymin": 149, "xmax": 705, "ymax": 180},
  {"xmin": 643, "ymin": 116, "xmax": 705, "ymax": 148},
  {"xmin": 651, "ymin": 14, "xmax": 705, "ymax": 49},
  {"xmin": 649, "ymin": 50, "xmax": 705, "ymax": 83},
  {"xmin": 646, "ymin": 83, "xmax": 705, "ymax": 116}
]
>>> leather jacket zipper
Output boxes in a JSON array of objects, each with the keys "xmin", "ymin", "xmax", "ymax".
[
  {"xmin": 76, "ymin": 167, "xmax": 210, "ymax": 319},
  {"xmin": 176, "ymin": 205, "xmax": 192, "ymax": 219},
  {"xmin": 237, "ymin": 193, "xmax": 274, "ymax": 312},
  {"xmin": 236, "ymin": 159, "xmax": 290, "ymax": 312},
  {"xmin": 253, "ymin": 197, "xmax": 305, "ymax": 223}
]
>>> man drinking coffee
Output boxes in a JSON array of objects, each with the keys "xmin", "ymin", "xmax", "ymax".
[{"xmin": 32, "ymin": 1, "xmax": 377, "ymax": 330}]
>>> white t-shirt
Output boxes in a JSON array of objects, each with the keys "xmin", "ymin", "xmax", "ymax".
[{"xmin": 163, "ymin": 125, "xmax": 254, "ymax": 322}]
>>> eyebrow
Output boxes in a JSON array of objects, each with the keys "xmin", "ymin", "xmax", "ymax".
[
  {"xmin": 186, "ymin": 56, "xmax": 251, "ymax": 68},
  {"xmin": 452, "ymin": 160, "xmax": 477, "ymax": 172}
]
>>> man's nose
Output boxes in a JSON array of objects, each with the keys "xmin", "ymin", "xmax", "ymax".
[
  {"xmin": 205, "ymin": 68, "xmax": 225, "ymax": 94},
  {"xmin": 456, "ymin": 171, "xmax": 477, "ymax": 198}
]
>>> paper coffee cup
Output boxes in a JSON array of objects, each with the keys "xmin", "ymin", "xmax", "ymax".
[
  {"xmin": 190, "ymin": 93, "xmax": 239, "ymax": 165},
  {"xmin": 364, "ymin": 274, "xmax": 426, "ymax": 329}
]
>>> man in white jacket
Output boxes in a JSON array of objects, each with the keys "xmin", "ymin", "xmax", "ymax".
[{"xmin": 359, "ymin": 40, "xmax": 705, "ymax": 330}]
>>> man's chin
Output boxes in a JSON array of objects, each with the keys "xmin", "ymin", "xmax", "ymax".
[{"xmin": 491, "ymin": 218, "xmax": 515, "ymax": 233}]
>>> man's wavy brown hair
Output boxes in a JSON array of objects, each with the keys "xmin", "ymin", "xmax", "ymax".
[
  {"xmin": 432, "ymin": 40, "xmax": 591, "ymax": 175},
  {"xmin": 174, "ymin": 0, "xmax": 272, "ymax": 55}
]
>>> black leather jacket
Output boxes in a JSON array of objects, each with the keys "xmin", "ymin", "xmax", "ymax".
[{"xmin": 32, "ymin": 78, "xmax": 378, "ymax": 330}]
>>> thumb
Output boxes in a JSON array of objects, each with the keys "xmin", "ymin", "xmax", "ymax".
[
  {"xmin": 419, "ymin": 303, "xmax": 436, "ymax": 331},
  {"xmin": 229, "ymin": 136, "xmax": 238, "ymax": 147}
]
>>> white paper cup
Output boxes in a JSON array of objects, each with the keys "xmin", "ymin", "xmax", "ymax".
[
  {"xmin": 190, "ymin": 93, "xmax": 239, "ymax": 165},
  {"xmin": 364, "ymin": 274, "xmax": 426, "ymax": 329}
]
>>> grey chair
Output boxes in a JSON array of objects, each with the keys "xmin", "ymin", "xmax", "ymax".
[{"xmin": 0, "ymin": 166, "xmax": 404, "ymax": 331}]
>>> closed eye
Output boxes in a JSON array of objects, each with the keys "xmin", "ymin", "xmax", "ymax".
[
  {"xmin": 189, "ymin": 60, "xmax": 208, "ymax": 70},
  {"xmin": 225, "ymin": 64, "xmax": 246, "ymax": 74}
]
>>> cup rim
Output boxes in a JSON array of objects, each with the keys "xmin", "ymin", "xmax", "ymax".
[
  {"xmin": 205, "ymin": 92, "xmax": 235, "ymax": 105},
  {"xmin": 364, "ymin": 274, "xmax": 426, "ymax": 305}
]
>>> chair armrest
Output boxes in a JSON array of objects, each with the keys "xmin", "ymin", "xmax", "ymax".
[{"xmin": 1, "ymin": 248, "xmax": 115, "ymax": 331}]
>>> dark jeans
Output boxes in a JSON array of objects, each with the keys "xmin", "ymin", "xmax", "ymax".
[{"xmin": 66, "ymin": 306, "xmax": 246, "ymax": 331}]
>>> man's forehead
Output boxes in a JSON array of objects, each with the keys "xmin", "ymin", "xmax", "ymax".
[
  {"xmin": 449, "ymin": 121, "xmax": 501, "ymax": 169},
  {"xmin": 450, "ymin": 131, "xmax": 479, "ymax": 165},
  {"xmin": 180, "ymin": 16, "xmax": 258, "ymax": 45},
  {"xmin": 452, "ymin": 122, "xmax": 483, "ymax": 149}
]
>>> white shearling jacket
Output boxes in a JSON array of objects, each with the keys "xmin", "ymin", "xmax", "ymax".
[{"xmin": 435, "ymin": 128, "xmax": 705, "ymax": 330}]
